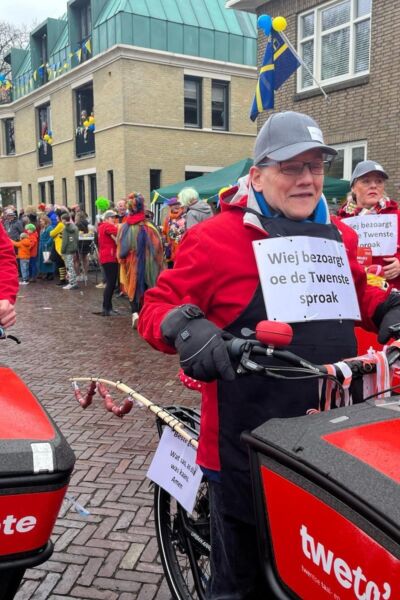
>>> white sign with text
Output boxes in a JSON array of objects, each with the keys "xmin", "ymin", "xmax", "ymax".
[
  {"xmin": 253, "ymin": 236, "xmax": 360, "ymax": 323},
  {"xmin": 344, "ymin": 214, "xmax": 397, "ymax": 256},
  {"xmin": 147, "ymin": 428, "xmax": 202, "ymax": 514}
]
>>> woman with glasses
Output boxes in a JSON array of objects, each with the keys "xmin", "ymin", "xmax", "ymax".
[{"xmin": 337, "ymin": 160, "xmax": 400, "ymax": 290}]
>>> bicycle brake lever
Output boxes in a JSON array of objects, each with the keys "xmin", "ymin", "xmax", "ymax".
[{"xmin": 236, "ymin": 343, "xmax": 265, "ymax": 374}]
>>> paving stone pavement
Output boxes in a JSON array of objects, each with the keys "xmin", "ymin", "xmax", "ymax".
[{"xmin": 4, "ymin": 275, "xmax": 200, "ymax": 600}]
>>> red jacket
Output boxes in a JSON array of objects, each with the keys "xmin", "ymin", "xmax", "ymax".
[
  {"xmin": 98, "ymin": 221, "xmax": 118, "ymax": 264},
  {"xmin": 0, "ymin": 222, "xmax": 18, "ymax": 304},
  {"xmin": 337, "ymin": 199, "xmax": 400, "ymax": 289},
  {"xmin": 139, "ymin": 180, "xmax": 388, "ymax": 472}
]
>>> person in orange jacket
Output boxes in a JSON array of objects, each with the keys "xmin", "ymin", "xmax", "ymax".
[
  {"xmin": 24, "ymin": 223, "xmax": 39, "ymax": 282},
  {"xmin": 12, "ymin": 232, "xmax": 32, "ymax": 285}
]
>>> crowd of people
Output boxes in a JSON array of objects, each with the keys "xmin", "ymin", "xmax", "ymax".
[{"xmin": 0, "ymin": 186, "xmax": 214, "ymax": 328}]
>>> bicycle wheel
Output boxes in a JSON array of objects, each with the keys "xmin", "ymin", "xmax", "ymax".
[{"xmin": 154, "ymin": 481, "xmax": 210, "ymax": 600}]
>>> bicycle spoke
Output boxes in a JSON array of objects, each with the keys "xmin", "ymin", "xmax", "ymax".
[{"xmin": 154, "ymin": 482, "xmax": 210, "ymax": 600}]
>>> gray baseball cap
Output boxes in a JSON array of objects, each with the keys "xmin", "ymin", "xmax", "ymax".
[
  {"xmin": 253, "ymin": 111, "xmax": 337, "ymax": 165},
  {"xmin": 350, "ymin": 160, "xmax": 388, "ymax": 187},
  {"xmin": 103, "ymin": 210, "xmax": 117, "ymax": 219}
]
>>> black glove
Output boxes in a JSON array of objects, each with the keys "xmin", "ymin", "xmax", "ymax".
[
  {"xmin": 373, "ymin": 291, "xmax": 400, "ymax": 344},
  {"xmin": 161, "ymin": 305, "xmax": 235, "ymax": 382}
]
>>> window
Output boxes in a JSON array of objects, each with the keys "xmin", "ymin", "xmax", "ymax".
[
  {"xmin": 150, "ymin": 169, "xmax": 161, "ymax": 197},
  {"xmin": 28, "ymin": 184, "xmax": 32, "ymax": 203},
  {"xmin": 212, "ymin": 81, "xmax": 229, "ymax": 131},
  {"xmin": 75, "ymin": 83, "xmax": 95, "ymax": 157},
  {"xmin": 89, "ymin": 174, "xmax": 97, "ymax": 224},
  {"xmin": 79, "ymin": 2, "xmax": 92, "ymax": 62},
  {"xmin": 298, "ymin": 0, "xmax": 371, "ymax": 91},
  {"xmin": 150, "ymin": 170, "xmax": 161, "ymax": 222},
  {"xmin": 4, "ymin": 118, "xmax": 15, "ymax": 155},
  {"xmin": 40, "ymin": 34, "xmax": 48, "ymax": 84},
  {"xmin": 107, "ymin": 170, "xmax": 114, "ymax": 205},
  {"xmin": 185, "ymin": 171, "xmax": 203, "ymax": 180},
  {"xmin": 80, "ymin": 3, "xmax": 92, "ymax": 40},
  {"xmin": 329, "ymin": 141, "xmax": 367, "ymax": 180},
  {"xmin": 39, "ymin": 182, "xmax": 46, "ymax": 203},
  {"xmin": 49, "ymin": 181, "xmax": 55, "ymax": 204},
  {"xmin": 62, "ymin": 178, "xmax": 68, "ymax": 204},
  {"xmin": 77, "ymin": 176, "xmax": 85, "ymax": 208},
  {"xmin": 184, "ymin": 76, "xmax": 202, "ymax": 128},
  {"xmin": 37, "ymin": 104, "xmax": 52, "ymax": 166}
]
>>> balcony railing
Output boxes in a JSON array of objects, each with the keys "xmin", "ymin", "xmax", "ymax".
[
  {"xmin": 38, "ymin": 141, "xmax": 53, "ymax": 166},
  {"xmin": 75, "ymin": 128, "xmax": 95, "ymax": 158}
]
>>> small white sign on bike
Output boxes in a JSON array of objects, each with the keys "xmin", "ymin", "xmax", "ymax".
[
  {"xmin": 147, "ymin": 428, "xmax": 202, "ymax": 515},
  {"xmin": 253, "ymin": 236, "xmax": 360, "ymax": 323}
]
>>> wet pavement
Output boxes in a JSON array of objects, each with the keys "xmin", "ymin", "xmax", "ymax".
[{"xmin": 5, "ymin": 273, "xmax": 199, "ymax": 599}]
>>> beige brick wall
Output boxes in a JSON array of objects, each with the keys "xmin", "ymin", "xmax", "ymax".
[
  {"xmin": 255, "ymin": 0, "xmax": 400, "ymax": 198},
  {"xmin": 0, "ymin": 48, "xmax": 257, "ymax": 212},
  {"xmin": 123, "ymin": 125, "xmax": 255, "ymax": 200}
]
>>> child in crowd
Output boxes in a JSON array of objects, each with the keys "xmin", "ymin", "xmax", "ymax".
[
  {"xmin": 61, "ymin": 214, "xmax": 79, "ymax": 290},
  {"xmin": 25, "ymin": 223, "xmax": 39, "ymax": 282},
  {"xmin": 12, "ymin": 232, "xmax": 32, "ymax": 285}
]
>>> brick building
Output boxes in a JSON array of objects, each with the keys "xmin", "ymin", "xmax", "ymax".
[
  {"xmin": 227, "ymin": 0, "xmax": 400, "ymax": 199},
  {"xmin": 0, "ymin": 0, "xmax": 258, "ymax": 219}
]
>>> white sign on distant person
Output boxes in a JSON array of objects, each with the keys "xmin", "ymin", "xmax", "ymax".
[
  {"xmin": 147, "ymin": 428, "xmax": 202, "ymax": 514},
  {"xmin": 253, "ymin": 236, "xmax": 360, "ymax": 323},
  {"xmin": 344, "ymin": 214, "xmax": 397, "ymax": 256}
]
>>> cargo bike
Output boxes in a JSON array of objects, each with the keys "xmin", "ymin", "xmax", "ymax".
[
  {"xmin": 0, "ymin": 329, "xmax": 75, "ymax": 599},
  {"xmin": 73, "ymin": 321, "xmax": 400, "ymax": 600}
]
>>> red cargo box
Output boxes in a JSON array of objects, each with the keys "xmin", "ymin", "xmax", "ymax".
[
  {"xmin": 0, "ymin": 366, "xmax": 75, "ymax": 572},
  {"xmin": 244, "ymin": 400, "xmax": 400, "ymax": 599}
]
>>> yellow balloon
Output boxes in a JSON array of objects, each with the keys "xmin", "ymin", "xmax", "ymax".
[
  {"xmin": 272, "ymin": 16, "xmax": 287, "ymax": 32},
  {"xmin": 83, "ymin": 120, "xmax": 90, "ymax": 127},
  {"xmin": 47, "ymin": 137, "xmax": 53, "ymax": 145},
  {"xmin": 43, "ymin": 134, "xmax": 50, "ymax": 141},
  {"xmin": 88, "ymin": 116, "xmax": 95, "ymax": 123}
]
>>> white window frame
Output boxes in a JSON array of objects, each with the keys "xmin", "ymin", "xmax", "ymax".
[
  {"xmin": 297, "ymin": 0, "xmax": 371, "ymax": 92},
  {"xmin": 330, "ymin": 140, "xmax": 367, "ymax": 180}
]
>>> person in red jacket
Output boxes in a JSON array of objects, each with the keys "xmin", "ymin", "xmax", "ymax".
[
  {"xmin": 138, "ymin": 111, "xmax": 400, "ymax": 599},
  {"xmin": 94, "ymin": 210, "xmax": 119, "ymax": 316},
  {"xmin": 0, "ymin": 221, "xmax": 18, "ymax": 328},
  {"xmin": 337, "ymin": 160, "xmax": 400, "ymax": 290}
]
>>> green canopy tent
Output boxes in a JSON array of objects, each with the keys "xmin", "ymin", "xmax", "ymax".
[
  {"xmin": 323, "ymin": 175, "xmax": 350, "ymax": 204},
  {"xmin": 152, "ymin": 158, "xmax": 253, "ymax": 203},
  {"xmin": 152, "ymin": 158, "xmax": 350, "ymax": 210}
]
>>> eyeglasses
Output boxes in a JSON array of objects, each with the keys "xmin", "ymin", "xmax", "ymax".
[{"xmin": 257, "ymin": 159, "xmax": 332, "ymax": 177}]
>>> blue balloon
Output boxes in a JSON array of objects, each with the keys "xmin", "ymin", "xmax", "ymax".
[
  {"xmin": 48, "ymin": 130, "xmax": 53, "ymax": 136},
  {"xmin": 0, "ymin": 74, "xmax": 5, "ymax": 83},
  {"xmin": 257, "ymin": 14, "xmax": 272, "ymax": 36}
]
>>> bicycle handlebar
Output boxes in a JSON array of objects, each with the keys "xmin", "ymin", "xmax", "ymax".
[{"xmin": 226, "ymin": 320, "xmax": 400, "ymax": 383}]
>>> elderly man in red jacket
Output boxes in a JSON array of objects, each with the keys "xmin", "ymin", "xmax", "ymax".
[
  {"xmin": 138, "ymin": 111, "xmax": 400, "ymax": 599},
  {"xmin": 0, "ymin": 221, "xmax": 18, "ymax": 328}
]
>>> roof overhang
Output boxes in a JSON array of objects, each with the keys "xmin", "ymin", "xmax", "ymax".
[{"xmin": 225, "ymin": 0, "xmax": 267, "ymax": 13}]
